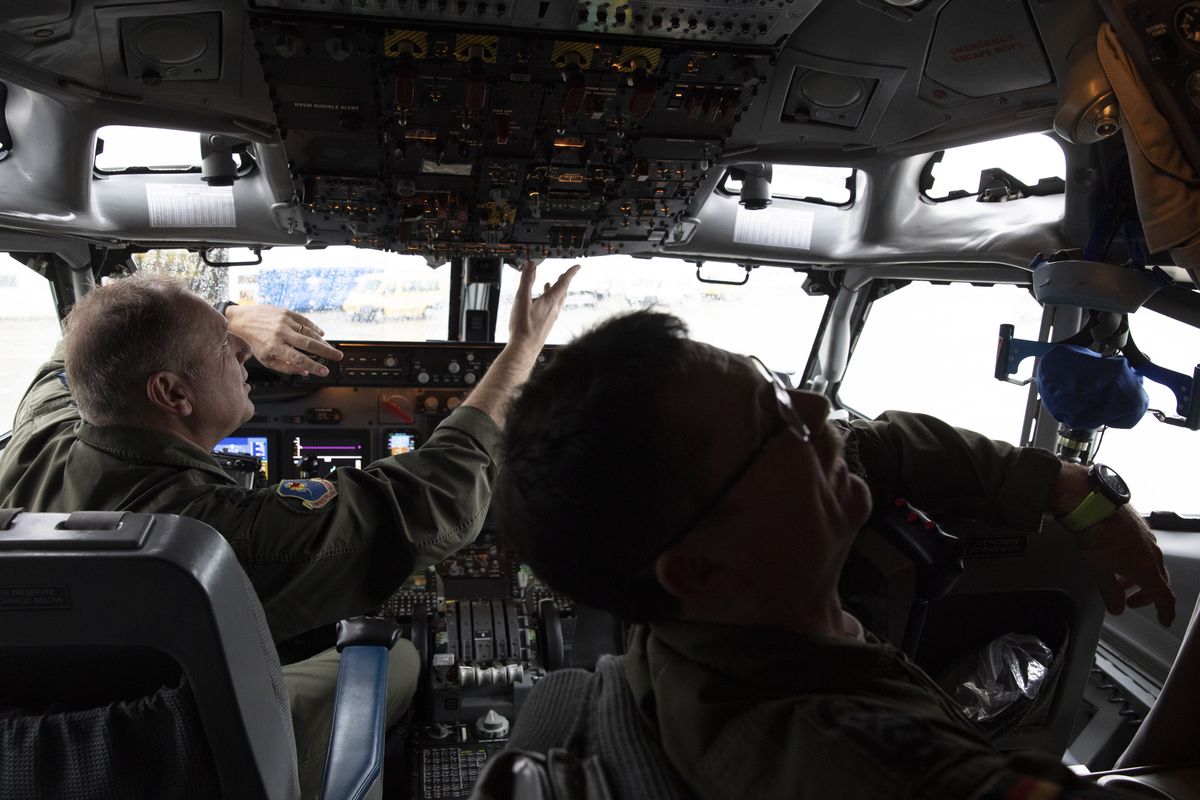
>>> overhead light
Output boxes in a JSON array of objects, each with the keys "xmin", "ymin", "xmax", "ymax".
[{"xmin": 728, "ymin": 164, "xmax": 772, "ymax": 210}]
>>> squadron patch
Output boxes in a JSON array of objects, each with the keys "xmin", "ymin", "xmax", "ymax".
[
  {"xmin": 811, "ymin": 697, "xmax": 953, "ymax": 779},
  {"xmin": 277, "ymin": 478, "xmax": 337, "ymax": 510}
]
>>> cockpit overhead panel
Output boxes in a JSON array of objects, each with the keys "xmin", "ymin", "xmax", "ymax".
[{"xmin": 249, "ymin": 2, "xmax": 786, "ymax": 258}]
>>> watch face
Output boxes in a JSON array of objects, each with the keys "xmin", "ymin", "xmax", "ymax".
[{"xmin": 1093, "ymin": 464, "xmax": 1131, "ymax": 504}]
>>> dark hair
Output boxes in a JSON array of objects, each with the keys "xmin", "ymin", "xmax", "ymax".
[
  {"xmin": 497, "ymin": 310, "xmax": 692, "ymax": 622},
  {"xmin": 63, "ymin": 276, "xmax": 209, "ymax": 425}
]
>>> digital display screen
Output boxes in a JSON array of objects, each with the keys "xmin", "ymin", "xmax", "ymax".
[
  {"xmin": 400, "ymin": 572, "xmax": 430, "ymax": 592},
  {"xmin": 215, "ymin": 435, "xmax": 270, "ymax": 481},
  {"xmin": 387, "ymin": 430, "xmax": 418, "ymax": 456},
  {"xmin": 290, "ymin": 431, "xmax": 366, "ymax": 477}
]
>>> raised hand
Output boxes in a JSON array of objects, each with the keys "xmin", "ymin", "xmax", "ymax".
[
  {"xmin": 508, "ymin": 262, "xmax": 580, "ymax": 354},
  {"xmin": 224, "ymin": 304, "xmax": 344, "ymax": 377}
]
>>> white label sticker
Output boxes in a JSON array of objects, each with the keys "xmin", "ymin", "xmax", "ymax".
[
  {"xmin": 733, "ymin": 206, "xmax": 814, "ymax": 250},
  {"xmin": 146, "ymin": 183, "xmax": 236, "ymax": 228},
  {"xmin": 432, "ymin": 653, "xmax": 456, "ymax": 667}
]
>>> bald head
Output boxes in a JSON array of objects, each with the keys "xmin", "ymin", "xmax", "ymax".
[{"xmin": 63, "ymin": 276, "xmax": 217, "ymax": 426}]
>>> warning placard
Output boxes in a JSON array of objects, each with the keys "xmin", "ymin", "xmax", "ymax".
[
  {"xmin": 733, "ymin": 206, "xmax": 814, "ymax": 250},
  {"xmin": 0, "ymin": 585, "xmax": 70, "ymax": 610},
  {"xmin": 147, "ymin": 183, "xmax": 236, "ymax": 228}
]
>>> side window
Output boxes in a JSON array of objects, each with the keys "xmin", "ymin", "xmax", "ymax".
[
  {"xmin": 0, "ymin": 255, "xmax": 62, "ymax": 434},
  {"xmin": 837, "ymin": 282, "xmax": 1043, "ymax": 444},
  {"xmin": 1090, "ymin": 309, "xmax": 1200, "ymax": 514}
]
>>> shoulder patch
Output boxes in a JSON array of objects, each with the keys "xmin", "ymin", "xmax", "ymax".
[
  {"xmin": 277, "ymin": 478, "xmax": 337, "ymax": 510},
  {"xmin": 810, "ymin": 696, "xmax": 960, "ymax": 780}
]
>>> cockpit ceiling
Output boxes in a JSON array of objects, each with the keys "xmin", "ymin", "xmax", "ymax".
[{"xmin": 0, "ymin": 0, "xmax": 1103, "ymax": 259}]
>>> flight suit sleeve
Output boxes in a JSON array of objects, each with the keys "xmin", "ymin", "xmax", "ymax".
[
  {"xmin": 847, "ymin": 411, "xmax": 1062, "ymax": 531},
  {"xmin": 166, "ymin": 406, "xmax": 501, "ymax": 642},
  {"xmin": 10, "ymin": 343, "xmax": 74, "ymax": 434}
]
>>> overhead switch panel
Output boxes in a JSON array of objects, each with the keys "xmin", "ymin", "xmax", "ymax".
[{"xmin": 252, "ymin": 13, "xmax": 771, "ymax": 258}]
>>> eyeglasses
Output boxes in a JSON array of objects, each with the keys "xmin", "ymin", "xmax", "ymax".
[{"xmin": 650, "ymin": 356, "xmax": 813, "ymax": 560}]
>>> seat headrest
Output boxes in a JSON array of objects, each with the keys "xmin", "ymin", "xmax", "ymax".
[{"xmin": 1036, "ymin": 344, "xmax": 1148, "ymax": 430}]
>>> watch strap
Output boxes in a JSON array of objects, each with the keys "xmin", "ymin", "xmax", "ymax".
[{"xmin": 1057, "ymin": 491, "xmax": 1119, "ymax": 532}]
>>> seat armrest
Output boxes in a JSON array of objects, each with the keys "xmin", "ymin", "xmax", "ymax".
[{"xmin": 319, "ymin": 617, "xmax": 401, "ymax": 800}]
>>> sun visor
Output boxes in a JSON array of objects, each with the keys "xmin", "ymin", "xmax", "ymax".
[
  {"xmin": 1036, "ymin": 344, "xmax": 1148, "ymax": 430},
  {"xmin": 1097, "ymin": 24, "xmax": 1200, "ymax": 270}
]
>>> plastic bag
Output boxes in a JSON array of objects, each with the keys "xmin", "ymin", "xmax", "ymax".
[{"xmin": 946, "ymin": 633, "xmax": 1056, "ymax": 725}]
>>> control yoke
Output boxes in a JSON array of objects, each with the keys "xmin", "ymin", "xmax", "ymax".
[{"xmin": 871, "ymin": 499, "xmax": 964, "ymax": 657}]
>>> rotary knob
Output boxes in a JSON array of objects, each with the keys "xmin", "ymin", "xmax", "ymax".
[
  {"xmin": 446, "ymin": 396, "xmax": 462, "ymax": 410},
  {"xmin": 475, "ymin": 709, "xmax": 510, "ymax": 740},
  {"xmin": 463, "ymin": 372, "xmax": 477, "ymax": 386},
  {"xmin": 423, "ymin": 395, "xmax": 440, "ymax": 411},
  {"xmin": 447, "ymin": 361, "xmax": 461, "ymax": 374},
  {"xmin": 417, "ymin": 371, "xmax": 430, "ymax": 384},
  {"xmin": 384, "ymin": 354, "xmax": 398, "ymax": 368}
]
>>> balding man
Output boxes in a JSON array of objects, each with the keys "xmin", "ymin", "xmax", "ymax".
[{"xmin": 0, "ymin": 263, "xmax": 577, "ymax": 798}]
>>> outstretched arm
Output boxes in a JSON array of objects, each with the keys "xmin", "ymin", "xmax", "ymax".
[
  {"xmin": 462, "ymin": 262, "xmax": 579, "ymax": 427},
  {"xmin": 851, "ymin": 411, "xmax": 1175, "ymax": 626},
  {"xmin": 223, "ymin": 304, "xmax": 344, "ymax": 377}
]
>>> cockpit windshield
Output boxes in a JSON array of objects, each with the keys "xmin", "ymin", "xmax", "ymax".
[{"xmin": 130, "ymin": 250, "xmax": 828, "ymax": 385}]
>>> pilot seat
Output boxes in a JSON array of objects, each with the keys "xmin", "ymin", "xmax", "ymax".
[{"xmin": 0, "ymin": 509, "xmax": 400, "ymax": 800}]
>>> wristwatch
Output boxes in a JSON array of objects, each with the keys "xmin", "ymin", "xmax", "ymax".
[{"xmin": 1057, "ymin": 463, "xmax": 1131, "ymax": 532}]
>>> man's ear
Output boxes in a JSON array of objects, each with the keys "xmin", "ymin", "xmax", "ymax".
[
  {"xmin": 654, "ymin": 547, "xmax": 725, "ymax": 602},
  {"xmin": 146, "ymin": 371, "xmax": 194, "ymax": 418}
]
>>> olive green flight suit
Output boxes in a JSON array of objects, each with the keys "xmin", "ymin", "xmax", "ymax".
[
  {"xmin": 625, "ymin": 411, "xmax": 1101, "ymax": 800},
  {"xmin": 626, "ymin": 622, "xmax": 1106, "ymax": 800},
  {"xmin": 0, "ymin": 350, "xmax": 501, "ymax": 799}
]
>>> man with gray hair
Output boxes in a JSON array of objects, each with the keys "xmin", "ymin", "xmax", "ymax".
[{"xmin": 0, "ymin": 263, "xmax": 577, "ymax": 798}]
